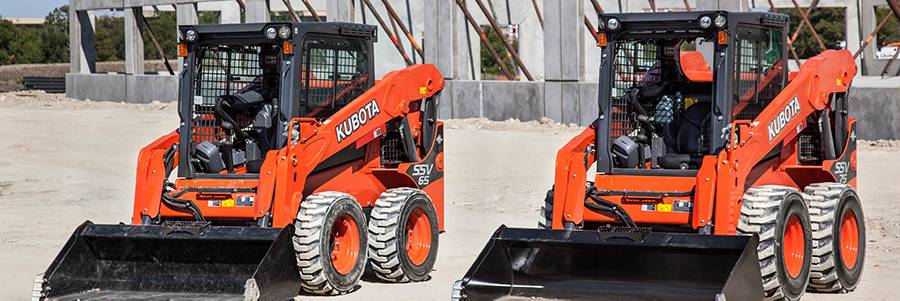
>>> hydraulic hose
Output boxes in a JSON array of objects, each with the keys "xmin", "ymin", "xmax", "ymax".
[
  {"xmin": 585, "ymin": 186, "xmax": 637, "ymax": 228},
  {"xmin": 159, "ymin": 145, "xmax": 205, "ymax": 221}
]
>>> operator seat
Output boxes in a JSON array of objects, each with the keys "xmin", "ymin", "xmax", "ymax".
[{"xmin": 658, "ymin": 101, "xmax": 710, "ymax": 169}]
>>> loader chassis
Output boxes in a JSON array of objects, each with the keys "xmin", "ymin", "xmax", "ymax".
[
  {"xmin": 39, "ymin": 22, "xmax": 446, "ymax": 300},
  {"xmin": 458, "ymin": 11, "xmax": 864, "ymax": 301}
]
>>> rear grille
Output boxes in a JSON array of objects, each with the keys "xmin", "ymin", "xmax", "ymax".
[
  {"xmin": 798, "ymin": 120, "xmax": 821, "ymax": 164},
  {"xmin": 380, "ymin": 133, "xmax": 404, "ymax": 165}
]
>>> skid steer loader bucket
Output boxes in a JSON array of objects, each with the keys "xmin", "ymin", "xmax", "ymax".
[
  {"xmin": 455, "ymin": 226, "xmax": 762, "ymax": 301},
  {"xmin": 36, "ymin": 221, "xmax": 300, "ymax": 301}
]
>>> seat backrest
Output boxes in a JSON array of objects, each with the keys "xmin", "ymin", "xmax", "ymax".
[{"xmin": 675, "ymin": 101, "xmax": 711, "ymax": 154}]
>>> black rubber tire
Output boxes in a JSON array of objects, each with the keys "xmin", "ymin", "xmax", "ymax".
[
  {"xmin": 293, "ymin": 192, "xmax": 368, "ymax": 295},
  {"xmin": 805, "ymin": 183, "xmax": 866, "ymax": 293},
  {"xmin": 738, "ymin": 185, "xmax": 813, "ymax": 300},
  {"xmin": 538, "ymin": 188, "xmax": 553, "ymax": 229},
  {"xmin": 367, "ymin": 188, "xmax": 439, "ymax": 282}
]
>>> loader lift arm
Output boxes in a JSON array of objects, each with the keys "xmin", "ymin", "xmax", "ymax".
[
  {"xmin": 711, "ymin": 50, "xmax": 856, "ymax": 235},
  {"xmin": 271, "ymin": 64, "xmax": 445, "ymax": 227}
]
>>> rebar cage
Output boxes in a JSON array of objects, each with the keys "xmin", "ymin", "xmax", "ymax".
[
  {"xmin": 300, "ymin": 35, "xmax": 371, "ymax": 120},
  {"xmin": 191, "ymin": 45, "xmax": 271, "ymax": 143}
]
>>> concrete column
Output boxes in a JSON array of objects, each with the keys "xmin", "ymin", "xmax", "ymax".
[
  {"xmin": 544, "ymin": 0, "xmax": 583, "ymax": 81},
  {"xmin": 69, "ymin": 9, "xmax": 96, "ymax": 74},
  {"xmin": 176, "ymin": 3, "xmax": 199, "ymax": 26},
  {"xmin": 220, "ymin": 1, "xmax": 242, "ymax": 24},
  {"xmin": 177, "ymin": 3, "xmax": 199, "ymax": 71},
  {"xmin": 246, "ymin": 0, "xmax": 271, "ymax": 22},
  {"xmin": 426, "ymin": 0, "xmax": 456, "ymax": 79},
  {"xmin": 327, "ymin": 0, "xmax": 355, "ymax": 22},
  {"xmin": 125, "ymin": 7, "xmax": 145, "ymax": 75},
  {"xmin": 543, "ymin": 0, "xmax": 583, "ymax": 122},
  {"xmin": 846, "ymin": 0, "xmax": 862, "ymax": 68},
  {"xmin": 455, "ymin": 0, "xmax": 480, "ymax": 80}
]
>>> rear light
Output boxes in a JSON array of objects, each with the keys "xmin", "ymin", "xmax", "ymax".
[
  {"xmin": 178, "ymin": 43, "xmax": 188, "ymax": 57},
  {"xmin": 597, "ymin": 33, "xmax": 607, "ymax": 47},
  {"xmin": 717, "ymin": 31, "xmax": 729, "ymax": 45},
  {"xmin": 282, "ymin": 41, "xmax": 294, "ymax": 55}
]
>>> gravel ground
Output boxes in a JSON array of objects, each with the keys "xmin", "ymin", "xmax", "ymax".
[{"xmin": 0, "ymin": 92, "xmax": 897, "ymax": 300}]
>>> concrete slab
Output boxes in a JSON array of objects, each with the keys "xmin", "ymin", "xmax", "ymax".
[
  {"xmin": 852, "ymin": 76, "xmax": 900, "ymax": 88},
  {"xmin": 481, "ymin": 81, "xmax": 543, "ymax": 121},
  {"xmin": 126, "ymin": 75, "xmax": 178, "ymax": 103},
  {"xmin": 451, "ymin": 80, "xmax": 482, "ymax": 119},
  {"xmin": 66, "ymin": 73, "xmax": 126, "ymax": 101}
]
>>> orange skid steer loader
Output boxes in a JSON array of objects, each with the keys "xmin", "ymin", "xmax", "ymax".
[
  {"xmin": 36, "ymin": 22, "xmax": 446, "ymax": 300},
  {"xmin": 456, "ymin": 11, "xmax": 863, "ymax": 301}
]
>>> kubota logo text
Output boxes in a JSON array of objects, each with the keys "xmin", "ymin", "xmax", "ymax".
[
  {"xmin": 768, "ymin": 97, "xmax": 801, "ymax": 141},
  {"xmin": 337, "ymin": 100, "xmax": 381, "ymax": 143}
]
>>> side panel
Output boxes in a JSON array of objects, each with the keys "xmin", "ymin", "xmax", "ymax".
[
  {"xmin": 712, "ymin": 50, "xmax": 856, "ymax": 235},
  {"xmin": 271, "ymin": 64, "xmax": 446, "ymax": 228}
]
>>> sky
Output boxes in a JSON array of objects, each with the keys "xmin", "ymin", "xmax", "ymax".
[{"xmin": 1, "ymin": 0, "xmax": 69, "ymax": 18}]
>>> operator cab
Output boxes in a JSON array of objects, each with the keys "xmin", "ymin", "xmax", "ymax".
[
  {"xmin": 176, "ymin": 22, "xmax": 376, "ymax": 177},
  {"xmin": 596, "ymin": 11, "xmax": 788, "ymax": 174}
]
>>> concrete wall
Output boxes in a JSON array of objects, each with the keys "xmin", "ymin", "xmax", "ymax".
[
  {"xmin": 850, "ymin": 77, "xmax": 900, "ymax": 139},
  {"xmin": 438, "ymin": 80, "xmax": 597, "ymax": 125},
  {"xmin": 67, "ymin": 73, "xmax": 176, "ymax": 102}
]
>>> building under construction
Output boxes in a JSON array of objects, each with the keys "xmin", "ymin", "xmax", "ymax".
[{"xmin": 65, "ymin": 0, "xmax": 900, "ymax": 139}]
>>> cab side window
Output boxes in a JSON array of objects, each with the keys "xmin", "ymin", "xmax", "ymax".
[
  {"xmin": 733, "ymin": 26, "xmax": 786, "ymax": 120},
  {"xmin": 300, "ymin": 35, "xmax": 371, "ymax": 120}
]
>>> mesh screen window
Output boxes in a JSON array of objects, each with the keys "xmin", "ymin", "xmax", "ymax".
[
  {"xmin": 192, "ymin": 45, "xmax": 268, "ymax": 143},
  {"xmin": 610, "ymin": 40, "xmax": 660, "ymax": 141},
  {"xmin": 733, "ymin": 26, "xmax": 785, "ymax": 120},
  {"xmin": 300, "ymin": 35, "xmax": 370, "ymax": 120}
]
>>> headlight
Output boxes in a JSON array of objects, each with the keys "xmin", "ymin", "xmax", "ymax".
[
  {"xmin": 265, "ymin": 27, "xmax": 277, "ymax": 39},
  {"xmin": 278, "ymin": 26, "xmax": 291, "ymax": 39},
  {"xmin": 185, "ymin": 29, "xmax": 197, "ymax": 42},
  {"xmin": 699, "ymin": 16, "xmax": 712, "ymax": 28},
  {"xmin": 606, "ymin": 18, "xmax": 620, "ymax": 31},
  {"xmin": 714, "ymin": 15, "xmax": 727, "ymax": 28}
]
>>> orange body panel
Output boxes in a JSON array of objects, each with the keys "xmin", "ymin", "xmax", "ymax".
[
  {"xmin": 680, "ymin": 51, "xmax": 713, "ymax": 82},
  {"xmin": 132, "ymin": 64, "xmax": 446, "ymax": 231},
  {"xmin": 550, "ymin": 50, "xmax": 858, "ymax": 234}
]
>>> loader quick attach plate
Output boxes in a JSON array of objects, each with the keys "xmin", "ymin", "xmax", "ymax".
[
  {"xmin": 38, "ymin": 221, "xmax": 300, "ymax": 301},
  {"xmin": 458, "ymin": 226, "xmax": 763, "ymax": 301}
]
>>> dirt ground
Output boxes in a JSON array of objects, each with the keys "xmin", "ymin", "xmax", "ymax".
[{"xmin": 1, "ymin": 91, "xmax": 898, "ymax": 300}]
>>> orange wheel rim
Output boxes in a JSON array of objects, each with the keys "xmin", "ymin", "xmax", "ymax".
[
  {"xmin": 330, "ymin": 214, "xmax": 360, "ymax": 275},
  {"xmin": 405, "ymin": 208, "xmax": 432, "ymax": 266},
  {"xmin": 840, "ymin": 211, "xmax": 860, "ymax": 269},
  {"xmin": 782, "ymin": 214, "xmax": 806, "ymax": 278}
]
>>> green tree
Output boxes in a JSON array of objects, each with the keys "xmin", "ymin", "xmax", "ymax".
[
  {"xmin": 143, "ymin": 11, "xmax": 177, "ymax": 60},
  {"xmin": 777, "ymin": 7, "xmax": 846, "ymax": 59},
  {"xmin": 479, "ymin": 25, "xmax": 519, "ymax": 80},
  {"xmin": 94, "ymin": 16, "xmax": 125, "ymax": 61},
  {"xmin": 875, "ymin": 6, "xmax": 900, "ymax": 46},
  {"xmin": 0, "ymin": 20, "xmax": 17, "ymax": 64},
  {"xmin": 41, "ymin": 5, "xmax": 70, "ymax": 63}
]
